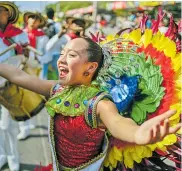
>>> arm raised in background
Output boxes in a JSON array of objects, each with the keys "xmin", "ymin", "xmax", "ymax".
[
  {"xmin": 46, "ymin": 34, "xmax": 60, "ymax": 51},
  {"xmin": 0, "ymin": 63, "xmax": 57, "ymax": 97},
  {"xmin": 45, "ymin": 27, "xmax": 69, "ymax": 52}
]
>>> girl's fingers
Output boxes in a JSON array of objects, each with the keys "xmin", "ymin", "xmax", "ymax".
[
  {"xmin": 169, "ymin": 123, "xmax": 182, "ymax": 134},
  {"xmin": 149, "ymin": 128, "xmax": 153, "ymax": 139},
  {"xmin": 154, "ymin": 110, "xmax": 177, "ymax": 123},
  {"xmin": 148, "ymin": 129, "xmax": 154, "ymax": 144},
  {"xmin": 155, "ymin": 124, "xmax": 161, "ymax": 142},
  {"xmin": 152, "ymin": 125, "xmax": 157, "ymax": 138},
  {"xmin": 142, "ymin": 110, "xmax": 176, "ymax": 131},
  {"xmin": 152, "ymin": 124, "xmax": 160, "ymax": 142},
  {"xmin": 160, "ymin": 119, "xmax": 169, "ymax": 139},
  {"xmin": 151, "ymin": 122, "xmax": 181, "ymax": 144}
]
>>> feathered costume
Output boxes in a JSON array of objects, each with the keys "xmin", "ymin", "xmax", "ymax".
[
  {"xmin": 37, "ymin": 10, "xmax": 181, "ymax": 171},
  {"xmin": 90, "ymin": 9, "xmax": 181, "ymax": 171}
]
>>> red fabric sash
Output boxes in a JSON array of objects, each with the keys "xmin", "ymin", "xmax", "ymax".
[
  {"xmin": 67, "ymin": 32, "xmax": 79, "ymax": 40},
  {"xmin": 0, "ymin": 23, "xmax": 23, "ymax": 54},
  {"xmin": 24, "ymin": 27, "xmax": 45, "ymax": 48}
]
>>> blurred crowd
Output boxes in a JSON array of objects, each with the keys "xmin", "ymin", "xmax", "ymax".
[{"xmin": 0, "ymin": 2, "xmax": 181, "ymax": 171}]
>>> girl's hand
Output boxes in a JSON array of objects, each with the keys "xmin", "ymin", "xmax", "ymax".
[{"xmin": 134, "ymin": 110, "xmax": 181, "ymax": 145}]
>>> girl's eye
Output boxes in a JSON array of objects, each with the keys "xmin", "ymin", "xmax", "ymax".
[{"xmin": 69, "ymin": 54, "xmax": 76, "ymax": 57}]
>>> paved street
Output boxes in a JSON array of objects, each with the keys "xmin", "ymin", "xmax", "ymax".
[{"xmin": 2, "ymin": 108, "xmax": 52, "ymax": 171}]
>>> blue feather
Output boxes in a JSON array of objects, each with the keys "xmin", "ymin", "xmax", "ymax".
[{"xmin": 106, "ymin": 75, "xmax": 139, "ymax": 113}]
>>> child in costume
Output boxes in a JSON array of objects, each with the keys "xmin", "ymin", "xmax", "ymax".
[
  {"xmin": 0, "ymin": 11, "xmax": 181, "ymax": 171},
  {"xmin": 17, "ymin": 12, "xmax": 49, "ymax": 140}
]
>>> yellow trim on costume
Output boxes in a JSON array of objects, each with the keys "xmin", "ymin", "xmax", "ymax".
[{"xmin": 103, "ymin": 28, "xmax": 181, "ymax": 169}]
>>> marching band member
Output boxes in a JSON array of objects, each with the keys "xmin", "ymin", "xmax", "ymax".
[{"xmin": 0, "ymin": 2, "xmax": 28, "ymax": 170}]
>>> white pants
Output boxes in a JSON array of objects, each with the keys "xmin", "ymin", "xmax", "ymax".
[
  {"xmin": 0, "ymin": 105, "xmax": 19, "ymax": 161},
  {"xmin": 18, "ymin": 117, "xmax": 35, "ymax": 133}
]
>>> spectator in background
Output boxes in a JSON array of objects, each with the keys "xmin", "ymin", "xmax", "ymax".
[
  {"xmin": 135, "ymin": 11, "xmax": 144, "ymax": 27},
  {"xmin": 99, "ymin": 16, "xmax": 107, "ymax": 28},
  {"xmin": 121, "ymin": 16, "xmax": 135, "ymax": 30},
  {"xmin": 0, "ymin": 2, "xmax": 29, "ymax": 170},
  {"xmin": 178, "ymin": 19, "xmax": 182, "ymax": 35},
  {"xmin": 44, "ymin": 8, "xmax": 61, "ymax": 39},
  {"xmin": 159, "ymin": 15, "xmax": 170, "ymax": 34},
  {"xmin": 146, "ymin": 15, "xmax": 152, "ymax": 28},
  {"xmin": 46, "ymin": 16, "xmax": 93, "ymax": 53},
  {"xmin": 17, "ymin": 12, "xmax": 49, "ymax": 140},
  {"xmin": 129, "ymin": 13, "xmax": 136, "ymax": 23},
  {"xmin": 23, "ymin": 12, "xmax": 52, "ymax": 80}
]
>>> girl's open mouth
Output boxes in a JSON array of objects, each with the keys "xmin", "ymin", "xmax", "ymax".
[{"xmin": 59, "ymin": 67, "xmax": 69, "ymax": 78}]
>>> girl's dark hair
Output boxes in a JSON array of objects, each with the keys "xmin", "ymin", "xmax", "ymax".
[{"xmin": 82, "ymin": 37, "xmax": 104, "ymax": 80}]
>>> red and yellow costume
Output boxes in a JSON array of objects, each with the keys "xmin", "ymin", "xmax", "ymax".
[{"xmin": 40, "ymin": 9, "xmax": 181, "ymax": 171}]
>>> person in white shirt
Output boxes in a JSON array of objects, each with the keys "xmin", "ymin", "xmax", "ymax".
[
  {"xmin": 46, "ymin": 17, "xmax": 93, "ymax": 62},
  {"xmin": 44, "ymin": 7, "xmax": 61, "ymax": 38},
  {"xmin": 17, "ymin": 12, "xmax": 49, "ymax": 140},
  {"xmin": 0, "ymin": 2, "xmax": 29, "ymax": 171}
]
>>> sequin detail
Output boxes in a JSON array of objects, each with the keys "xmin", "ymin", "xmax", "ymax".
[
  {"xmin": 83, "ymin": 100, "xmax": 88, "ymax": 106},
  {"xmin": 47, "ymin": 84, "xmax": 101, "ymax": 117},
  {"xmin": 64, "ymin": 101, "xmax": 70, "ymax": 107},
  {"xmin": 50, "ymin": 83, "xmax": 65, "ymax": 97},
  {"xmin": 85, "ymin": 92, "xmax": 113, "ymax": 128},
  {"xmin": 54, "ymin": 114, "xmax": 105, "ymax": 168},
  {"xmin": 74, "ymin": 103, "xmax": 80, "ymax": 108},
  {"xmin": 56, "ymin": 99, "xmax": 61, "ymax": 104}
]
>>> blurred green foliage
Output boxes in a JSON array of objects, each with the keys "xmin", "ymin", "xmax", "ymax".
[
  {"xmin": 46, "ymin": 1, "xmax": 91, "ymax": 12},
  {"xmin": 45, "ymin": 1, "xmax": 108, "ymax": 13}
]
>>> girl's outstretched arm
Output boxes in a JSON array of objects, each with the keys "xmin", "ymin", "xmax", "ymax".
[
  {"xmin": 97, "ymin": 100, "xmax": 181, "ymax": 145},
  {"xmin": 0, "ymin": 64, "xmax": 57, "ymax": 97}
]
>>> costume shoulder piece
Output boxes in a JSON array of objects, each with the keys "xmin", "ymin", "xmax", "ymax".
[
  {"xmin": 45, "ymin": 83, "xmax": 112, "ymax": 119},
  {"xmin": 90, "ymin": 9, "xmax": 181, "ymax": 170},
  {"xmin": 85, "ymin": 91, "xmax": 113, "ymax": 128}
]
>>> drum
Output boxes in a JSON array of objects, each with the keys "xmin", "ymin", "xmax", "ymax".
[{"xmin": 0, "ymin": 55, "xmax": 45, "ymax": 121}]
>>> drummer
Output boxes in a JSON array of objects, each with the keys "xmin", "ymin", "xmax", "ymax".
[
  {"xmin": 46, "ymin": 16, "xmax": 93, "ymax": 54},
  {"xmin": 23, "ymin": 12, "xmax": 50, "ymax": 79},
  {"xmin": 0, "ymin": 2, "xmax": 29, "ymax": 171},
  {"xmin": 15, "ymin": 12, "xmax": 49, "ymax": 141}
]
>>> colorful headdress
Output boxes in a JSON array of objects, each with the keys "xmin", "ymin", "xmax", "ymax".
[
  {"xmin": 0, "ymin": 1, "xmax": 19, "ymax": 24},
  {"xmin": 91, "ymin": 9, "xmax": 181, "ymax": 171}
]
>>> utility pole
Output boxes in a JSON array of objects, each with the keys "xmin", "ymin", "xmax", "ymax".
[
  {"xmin": 56, "ymin": 2, "xmax": 60, "ymax": 18},
  {"xmin": 92, "ymin": 1, "xmax": 98, "ymax": 30}
]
